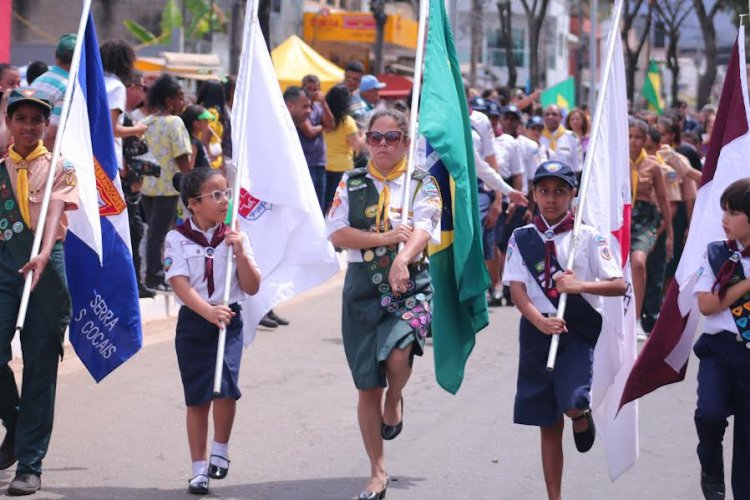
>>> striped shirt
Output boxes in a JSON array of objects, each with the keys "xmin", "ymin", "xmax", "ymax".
[{"xmin": 30, "ymin": 65, "xmax": 68, "ymax": 127}]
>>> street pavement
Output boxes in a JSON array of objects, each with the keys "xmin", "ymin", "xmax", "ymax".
[{"xmin": 1, "ymin": 270, "xmax": 733, "ymax": 499}]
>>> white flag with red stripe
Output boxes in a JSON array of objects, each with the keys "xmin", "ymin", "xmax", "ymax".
[
  {"xmin": 621, "ymin": 27, "xmax": 750, "ymax": 407},
  {"xmin": 580, "ymin": 32, "xmax": 638, "ymax": 481}
]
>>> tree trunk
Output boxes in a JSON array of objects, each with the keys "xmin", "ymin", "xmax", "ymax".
[
  {"xmin": 527, "ymin": 16, "xmax": 542, "ymax": 89},
  {"xmin": 625, "ymin": 53, "xmax": 637, "ymax": 104},
  {"xmin": 372, "ymin": 0, "xmax": 387, "ymax": 74},
  {"xmin": 497, "ymin": 1, "xmax": 517, "ymax": 88},
  {"xmin": 666, "ymin": 32, "xmax": 680, "ymax": 106},
  {"xmin": 693, "ymin": 0, "xmax": 721, "ymax": 109},
  {"xmin": 229, "ymin": 0, "xmax": 245, "ymax": 74},
  {"xmin": 258, "ymin": 0, "xmax": 270, "ymax": 51},
  {"xmin": 470, "ymin": 0, "xmax": 483, "ymax": 88}
]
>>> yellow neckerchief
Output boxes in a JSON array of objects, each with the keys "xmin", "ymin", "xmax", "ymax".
[
  {"xmin": 367, "ymin": 157, "xmax": 407, "ymax": 233},
  {"xmin": 542, "ymin": 126, "xmax": 566, "ymax": 151},
  {"xmin": 8, "ymin": 141, "xmax": 48, "ymax": 226},
  {"xmin": 629, "ymin": 148, "xmax": 647, "ymax": 200}
]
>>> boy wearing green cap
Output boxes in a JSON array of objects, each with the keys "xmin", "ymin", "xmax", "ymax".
[
  {"xmin": 0, "ymin": 88, "xmax": 78, "ymax": 496},
  {"xmin": 30, "ymin": 33, "xmax": 76, "ymax": 150}
]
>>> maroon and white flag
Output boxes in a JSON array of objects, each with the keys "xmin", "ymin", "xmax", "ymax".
[{"xmin": 620, "ymin": 26, "xmax": 750, "ymax": 407}]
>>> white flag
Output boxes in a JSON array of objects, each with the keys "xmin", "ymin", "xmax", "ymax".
[
  {"xmin": 581, "ymin": 32, "xmax": 639, "ymax": 481},
  {"xmin": 232, "ymin": 12, "xmax": 339, "ymax": 345}
]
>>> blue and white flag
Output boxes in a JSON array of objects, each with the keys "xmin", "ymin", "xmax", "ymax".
[{"xmin": 62, "ymin": 11, "xmax": 142, "ymax": 382}]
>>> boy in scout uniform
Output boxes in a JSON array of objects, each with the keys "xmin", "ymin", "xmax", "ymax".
[{"xmin": 0, "ymin": 88, "xmax": 78, "ymax": 496}]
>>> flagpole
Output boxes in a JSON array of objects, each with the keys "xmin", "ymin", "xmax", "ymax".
[
  {"xmin": 398, "ymin": 0, "xmax": 429, "ymax": 229},
  {"xmin": 14, "ymin": 0, "xmax": 92, "ymax": 332},
  {"xmin": 213, "ymin": 0, "xmax": 259, "ymax": 396},
  {"xmin": 546, "ymin": 0, "xmax": 625, "ymax": 371}
]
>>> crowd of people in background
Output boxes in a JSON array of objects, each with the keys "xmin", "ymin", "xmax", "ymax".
[{"xmin": 0, "ymin": 35, "xmax": 714, "ymax": 342}]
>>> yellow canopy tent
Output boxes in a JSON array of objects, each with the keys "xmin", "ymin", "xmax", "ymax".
[{"xmin": 271, "ymin": 35, "xmax": 344, "ymax": 92}]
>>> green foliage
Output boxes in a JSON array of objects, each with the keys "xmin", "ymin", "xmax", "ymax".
[{"xmin": 122, "ymin": 0, "xmax": 227, "ymax": 48}]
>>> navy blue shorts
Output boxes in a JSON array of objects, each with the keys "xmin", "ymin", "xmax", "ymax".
[
  {"xmin": 175, "ymin": 303, "xmax": 244, "ymax": 406},
  {"xmin": 514, "ymin": 317, "xmax": 594, "ymax": 427},
  {"xmin": 478, "ymin": 192, "xmax": 496, "ymax": 260}
]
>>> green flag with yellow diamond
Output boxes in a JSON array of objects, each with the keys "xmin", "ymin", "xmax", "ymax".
[{"xmin": 642, "ymin": 59, "xmax": 664, "ymax": 113}]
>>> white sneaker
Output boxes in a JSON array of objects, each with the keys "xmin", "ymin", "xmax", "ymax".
[{"xmin": 636, "ymin": 323, "xmax": 648, "ymax": 342}]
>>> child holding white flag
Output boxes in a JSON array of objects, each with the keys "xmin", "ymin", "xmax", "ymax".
[{"xmin": 164, "ymin": 168, "xmax": 261, "ymax": 495}]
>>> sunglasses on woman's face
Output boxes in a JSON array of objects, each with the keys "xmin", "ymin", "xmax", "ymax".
[
  {"xmin": 365, "ymin": 130, "xmax": 404, "ymax": 146},
  {"xmin": 194, "ymin": 188, "xmax": 233, "ymax": 203}
]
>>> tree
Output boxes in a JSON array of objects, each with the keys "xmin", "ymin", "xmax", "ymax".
[
  {"xmin": 469, "ymin": 0, "xmax": 485, "ymax": 87},
  {"xmin": 371, "ymin": 0, "xmax": 388, "ymax": 74},
  {"xmin": 497, "ymin": 0, "xmax": 517, "ymax": 88},
  {"xmin": 621, "ymin": 0, "xmax": 654, "ymax": 104},
  {"xmin": 519, "ymin": 0, "xmax": 551, "ymax": 90},
  {"xmin": 123, "ymin": 0, "xmax": 227, "ymax": 49},
  {"xmin": 693, "ymin": 0, "xmax": 724, "ymax": 109},
  {"xmin": 654, "ymin": 0, "xmax": 694, "ymax": 107}
]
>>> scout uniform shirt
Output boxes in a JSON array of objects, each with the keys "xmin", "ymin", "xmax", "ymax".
[
  {"xmin": 503, "ymin": 222, "xmax": 623, "ymax": 314},
  {"xmin": 540, "ymin": 127, "xmax": 581, "ymax": 173},
  {"xmin": 493, "ymin": 133, "xmax": 525, "ymax": 182},
  {"xmin": 326, "ymin": 169, "xmax": 442, "ymax": 263},
  {"xmin": 163, "ymin": 218, "xmax": 259, "ymax": 305},
  {"xmin": 3, "ymin": 152, "xmax": 78, "ymax": 241},
  {"xmin": 694, "ymin": 242, "xmax": 750, "ymax": 335}
]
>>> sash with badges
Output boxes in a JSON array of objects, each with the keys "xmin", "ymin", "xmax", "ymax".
[
  {"xmin": 706, "ymin": 241, "xmax": 750, "ymax": 348},
  {"xmin": 513, "ymin": 221, "xmax": 603, "ymax": 343},
  {"xmin": 346, "ymin": 168, "xmax": 433, "ymax": 338},
  {"xmin": 0, "ymin": 160, "xmax": 71, "ymax": 342}
]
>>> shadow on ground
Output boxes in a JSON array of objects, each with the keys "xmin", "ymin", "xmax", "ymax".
[{"xmin": 0, "ymin": 475, "xmax": 426, "ymax": 499}]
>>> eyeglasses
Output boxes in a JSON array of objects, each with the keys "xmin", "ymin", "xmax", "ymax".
[
  {"xmin": 194, "ymin": 189, "xmax": 232, "ymax": 202},
  {"xmin": 366, "ymin": 131, "xmax": 404, "ymax": 146}
]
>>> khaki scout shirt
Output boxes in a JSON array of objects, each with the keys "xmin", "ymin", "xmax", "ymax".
[{"xmin": 4, "ymin": 152, "xmax": 78, "ymax": 240}]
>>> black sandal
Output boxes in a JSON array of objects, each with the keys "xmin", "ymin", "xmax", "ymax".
[
  {"xmin": 208, "ymin": 454, "xmax": 230, "ymax": 479},
  {"xmin": 572, "ymin": 409, "xmax": 596, "ymax": 453},
  {"xmin": 188, "ymin": 473, "xmax": 209, "ymax": 495}
]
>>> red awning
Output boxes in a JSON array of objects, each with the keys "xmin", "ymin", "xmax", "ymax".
[{"xmin": 377, "ymin": 73, "xmax": 413, "ymax": 99}]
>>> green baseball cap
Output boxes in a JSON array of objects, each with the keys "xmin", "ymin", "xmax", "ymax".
[
  {"xmin": 56, "ymin": 33, "xmax": 77, "ymax": 59},
  {"xmin": 6, "ymin": 88, "xmax": 52, "ymax": 116}
]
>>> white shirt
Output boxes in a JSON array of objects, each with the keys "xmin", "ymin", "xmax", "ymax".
[
  {"xmin": 693, "ymin": 241, "xmax": 750, "ymax": 335},
  {"xmin": 493, "ymin": 134, "xmax": 524, "ymax": 181},
  {"xmin": 517, "ymin": 135, "xmax": 548, "ymax": 190},
  {"xmin": 104, "ymin": 73, "xmax": 127, "ymax": 171},
  {"xmin": 472, "ymin": 129, "xmax": 512, "ymax": 194},
  {"xmin": 470, "ymin": 110, "xmax": 496, "ymax": 160},
  {"xmin": 164, "ymin": 219, "xmax": 259, "ymax": 306},
  {"xmin": 326, "ymin": 170, "xmax": 442, "ymax": 263},
  {"xmin": 540, "ymin": 127, "xmax": 580, "ymax": 173},
  {"xmin": 503, "ymin": 222, "xmax": 623, "ymax": 314}
]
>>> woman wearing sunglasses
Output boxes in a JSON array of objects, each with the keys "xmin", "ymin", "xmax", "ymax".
[{"xmin": 326, "ymin": 109, "xmax": 442, "ymax": 500}]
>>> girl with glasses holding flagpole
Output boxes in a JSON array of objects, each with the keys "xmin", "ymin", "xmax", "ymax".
[{"xmin": 164, "ymin": 168, "xmax": 261, "ymax": 495}]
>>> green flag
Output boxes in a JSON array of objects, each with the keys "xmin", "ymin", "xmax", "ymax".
[
  {"xmin": 419, "ymin": 0, "xmax": 490, "ymax": 395},
  {"xmin": 540, "ymin": 76, "xmax": 576, "ymax": 112},
  {"xmin": 642, "ymin": 59, "xmax": 664, "ymax": 113}
]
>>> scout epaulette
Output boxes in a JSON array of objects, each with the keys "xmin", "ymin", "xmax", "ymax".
[
  {"xmin": 513, "ymin": 226, "xmax": 602, "ymax": 343},
  {"xmin": 706, "ymin": 240, "xmax": 750, "ymax": 348}
]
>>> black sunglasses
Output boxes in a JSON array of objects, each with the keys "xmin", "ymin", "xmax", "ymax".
[{"xmin": 366, "ymin": 130, "xmax": 404, "ymax": 146}]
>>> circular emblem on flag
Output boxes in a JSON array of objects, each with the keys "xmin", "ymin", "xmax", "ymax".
[
  {"xmin": 372, "ymin": 273, "xmax": 383, "ymax": 284},
  {"xmin": 363, "ymin": 250, "xmax": 375, "ymax": 262},
  {"xmin": 410, "ymin": 318, "xmax": 420, "ymax": 328},
  {"xmin": 730, "ymin": 251, "xmax": 742, "ymax": 263},
  {"xmin": 12, "ymin": 221, "xmax": 23, "ymax": 234},
  {"xmin": 406, "ymin": 280, "xmax": 415, "ymax": 291},
  {"xmin": 378, "ymin": 284, "xmax": 390, "ymax": 294},
  {"xmin": 405, "ymin": 297, "xmax": 417, "ymax": 309},
  {"xmin": 369, "ymin": 262, "xmax": 379, "ymax": 272},
  {"xmin": 387, "ymin": 303, "xmax": 398, "ymax": 313},
  {"xmin": 0, "ymin": 219, "xmax": 6, "ymax": 230},
  {"xmin": 381, "ymin": 296, "xmax": 392, "ymax": 307},
  {"xmin": 205, "ymin": 247, "xmax": 215, "ymax": 258},
  {"xmin": 4, "ymin": 200, "xmax": 13, "ymax": 211},
  {"xmin": 402, "ymin": 312, "xmax": 413, "ymax": 321},
  {"xmin": 3, "ymin": 229, "xmax": 12, "ymax": 240},
  {"xmin": 375, "ymin": 247, "xmax": 387, "ymax": 257},
  {"xmin": 544, "ymin": 230, "xmax": 554, "ymax": 240}
]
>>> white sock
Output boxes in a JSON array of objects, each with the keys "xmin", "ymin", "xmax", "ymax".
[
  {"xmin": 210, "ymin": 441, "xmax": 229, "ymax": 467},
  {"xmin": 191, "ymin": 460, "xmax": 208, "ymax": 478}
]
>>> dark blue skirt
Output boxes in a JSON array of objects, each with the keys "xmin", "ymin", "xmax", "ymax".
[
  {"xmin": 514, "ymin": 317, "xmax": 594, "ymax": 427},
  {"xmin": 175, "ymin": 303, "xmax": 243, "ymax": 406}
]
